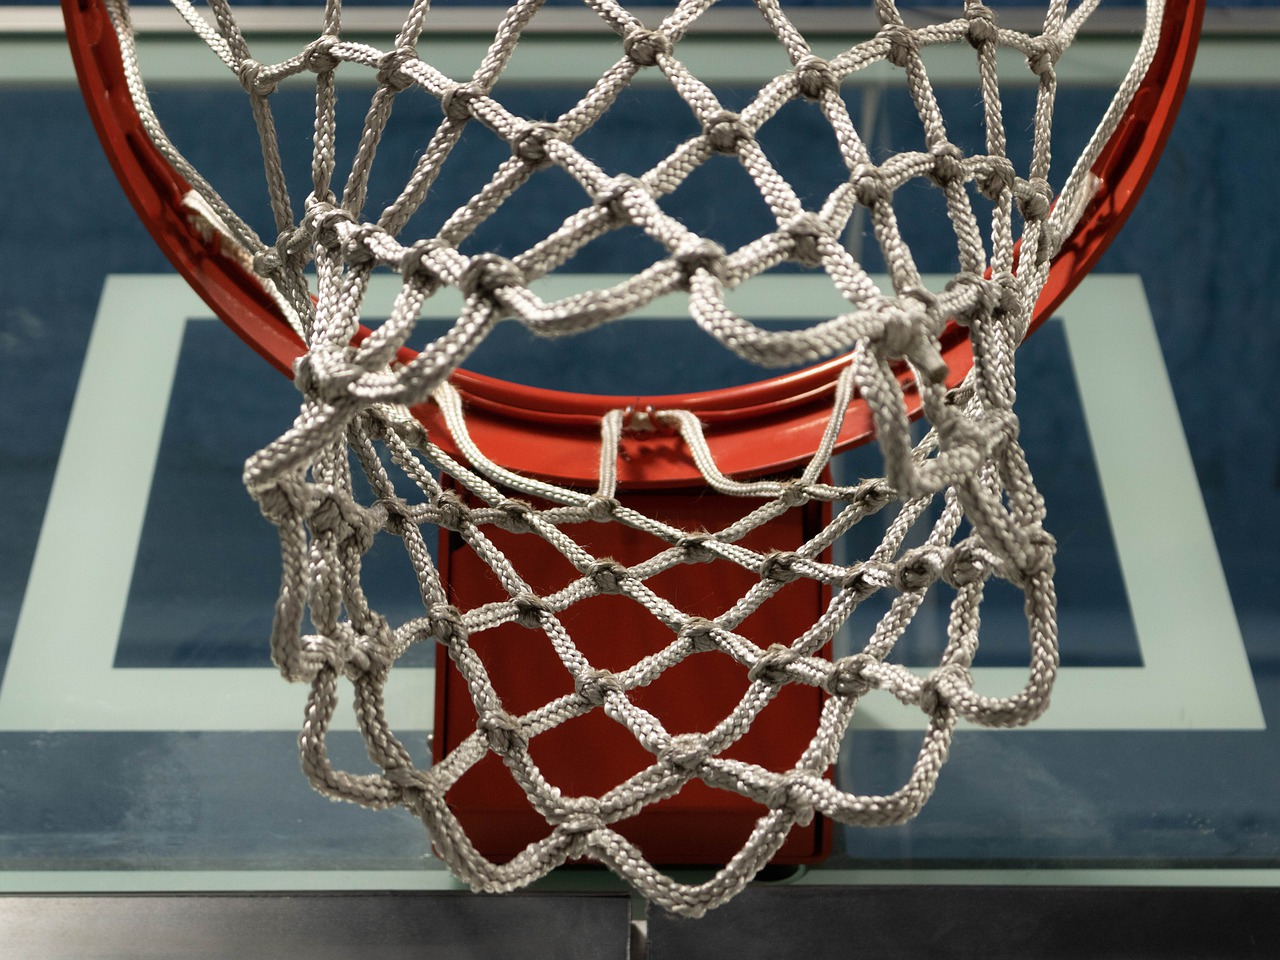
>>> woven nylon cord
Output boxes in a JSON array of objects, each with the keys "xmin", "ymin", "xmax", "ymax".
[{"xmin": 99, "ymin": 0, "xmax": 1163, "ymax": 915}]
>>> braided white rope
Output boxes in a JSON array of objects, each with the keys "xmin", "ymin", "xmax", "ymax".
[{"xmin": 98, "ymin": 0, "xmax": 1164, "ymax": 916}]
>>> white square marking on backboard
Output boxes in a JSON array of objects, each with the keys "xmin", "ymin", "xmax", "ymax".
[{"xmin": 0, "ymin": 274, "xmax": 1263, "ymax": 731}]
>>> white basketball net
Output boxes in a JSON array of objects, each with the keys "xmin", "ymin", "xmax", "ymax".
[{"xmin": 99, "ymin": 0, "xmax": 1164, "ymax": 916}]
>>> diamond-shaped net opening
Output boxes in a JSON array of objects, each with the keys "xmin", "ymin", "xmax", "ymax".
[{"xmin": 95, "ymin": 0, "xmax": 1170, "ymax": 916}]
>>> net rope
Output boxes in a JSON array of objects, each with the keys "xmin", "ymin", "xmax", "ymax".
[{"xmin": 100, "ymin": 0, "xmax": 1163, "ymax": 916}]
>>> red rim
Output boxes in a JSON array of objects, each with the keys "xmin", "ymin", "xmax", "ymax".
[{"xmin": 63, "ymin": 0, "xmax": 1204, "ymax": 487}]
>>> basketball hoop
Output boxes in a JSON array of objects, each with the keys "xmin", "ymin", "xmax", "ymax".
[{"xmin": 63, "ymin": 0, "xmax": 1202, "ymax": 916}]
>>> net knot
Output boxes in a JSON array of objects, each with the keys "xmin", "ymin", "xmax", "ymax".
[
  {"xmin": 1027, "ymin": 35, "xmax": 1064, "ymax": 78},
  {"xmin": 432, "ymin": 490, "xmax": 470, "ymax": 531},
  {"xmin": 882, "ymin": 25, "xmax": 919, "ymax": 69},
  {"xmin": 942, "ymin": 541, "xmax": 991, "ymax": 588},
  {"xmin": 937, "ymin": 413, "xmax": 984, "ymax": 452},
  {"xmin": 299, "ymin": 632, "xmax": 349, "ymax": 679},
  {"xmin": 342, "ymin": 223, "xmax": 383, "ymax": 267},
  {"xmin": 399, "ymin": 238, "xmax": 444, "ymax": 287},
  {"xmin": 945, "ymin": 271, "xmax": 992, "ymax": 324},
  {"xmin": 556, "ymin": 806, "xmax": 605, "ymax": 860},
  {"xmin": 992, "ymin": 273, "xmax": 1025, "ymax": 316},
  {"xmin": 975, "ymin": 156, "xmax": 1016, "ymax": 200},
  {"xmin": 928, "ymin": 142, "xmax": 966, "ymax": 187},
  {"xmin": 965, "ymin": 5, "xmax": 999, "ymax": 49},
  {"xmin": 377, "ymin": 46, "xmax": 419, "ymax": 93},
  {"xmin": 460, "ymin": 254, "xmax": 526, "ymax": 301},
  {"xmin": 586, "ymin": 559, "xmax": 629, "ymax": 595},
  {"xmin": 494, "ymin": 497, "xmax": 535, "ymax": 534},
  {"xmin": 1015, "ymin": 177, "xmax": 1053, "ymax": 222},
  {"xmin": 677, "ymin": 532, "xmax": 717, "ymax": 564},
  {"xmin": 920, "ymin": 664, "xmax": 973, "ymax": 717},
  {"xmin": 783, "ymin": 213, "xmax": 829, "ymax": 268},
  {"xmin": 293, "ymin": 351, "xmax": 362, "ymax": 404},
  {"xmin": 595, "ymin": 175, "xmax": 645, "ymax": 225},
  {"xmin": 852, "ymin": 165, "xmax": 891, "ymax": 207},
  {"xmin": 1008, "ymin": 528, "xmax": 1057, "ymax": 588},
  {"xmin": 764, "ymin": 776, "xmax": 815, "ymax": 826},
  {"xmin": 679, "ymin": 617, "xmax": 719, "ymax": 653},
  {"xmin": 512, "ymin": 123, "xmax": 560, "ymax": 168},
  {"xmin": 748, "ymin": 643, "xmax": 802, "ymax": 686},
  {"xmin": 704, "ymin": 111, "xmax": 750, "ymax": 154},
  {"xmin": 824, "ymin": 653, "xmax": 879, "ymax": 697},
  {"xmin": 441, "ymin": 83, "xmax": 480, "ymax": 121},
  {"xmin": 841, "ymin": 563, "xmax": 885, "ymax": 602},
  {"xmin": 308, "ymin": 488, "xmax": 383, "ymax": 553},
  {"xmin": 760, "ymin": 551, "xmax": 803, "ymax": 585},
  {"xmin": 236, "ymin": 58, "xmax": 277, "ymax": 96},
  {"xmin": 852, "ymin": 478, "xmax": 896, "ymax": 512},
  {"xmin": 674, "ymin": 239, "xmax": 728, "ymax": 287},
  {"xmin": 894, "ymin": 547, "xmax": 943, "ymax": 592},
  {"xmin": 780, "ymin": 479, "xmax": 810, "ymax": 507},
  {"xmin": 252, "ymin": 246, "xmax": 283, "ymax": 278},
  {"xmin": 586, "ymin": 495, "xmax": 619, "ymax": 521},
  {"xmin": 557, "ymin": 809, "xmax": 605, "ymax": 837},
  {"xmin": 794, "ymin": 55, "xmax": 837, "ymax": 100},
  {"xmin": 428, "ymin": 603, "xmax": 467, "ymax": 645},
  {"xmin": 512, "ymin": 592, "xmax": 551, "ymax": 629},
  {"xmin": 307, "ymin": 203, "xmax": 355, "ymax": 252},
  {"xmin": 662, "ymin": 733, "xmax": 709, "ymax": 772},
  {"xmin": 305, "ymin": 36, "xmax": 341, "ymax": 73},
  {"xmin": 478, "ymin": 710, "xmax": 527, "ymax": 755},
  {"xmin": 623, "ymin": 29, "xmax": 672, "ymax": 67},
  {"xmin": 878, "ymin": 312, "xmax": 918, "ymax": 359},
  {"xmin": 254, "ymin": 476, "xmax": 311, "ymax": 525},
  {"xmin": 575, "ymin": 668, "xmax": 623, "ymax": 706}
]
